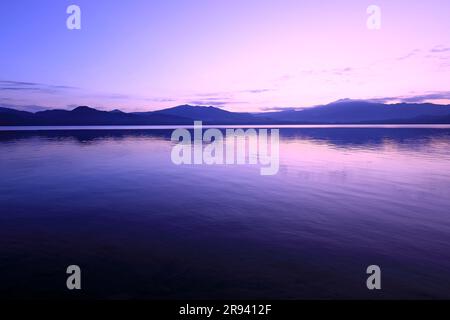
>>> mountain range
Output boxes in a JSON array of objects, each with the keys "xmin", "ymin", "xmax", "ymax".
[{"xmin": 1, "ymin": 100, "xmax": 450, "ymax": 126}]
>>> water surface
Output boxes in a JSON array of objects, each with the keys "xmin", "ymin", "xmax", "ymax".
[{"xmin": 1, "ymin": 126, "xmax": 450, "ymax": 299}]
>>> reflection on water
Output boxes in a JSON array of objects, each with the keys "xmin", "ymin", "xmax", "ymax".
[{"xmin": 1, "ymin": 127, "xmax": 450, "ymax": 299}]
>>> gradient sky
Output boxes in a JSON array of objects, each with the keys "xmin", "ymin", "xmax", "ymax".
[{"xmin": 1, "ymin": 0, "xmax": 449, "ymax": 112}]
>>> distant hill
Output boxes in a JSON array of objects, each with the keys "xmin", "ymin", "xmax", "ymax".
[
  {"xmin": 152, "ymin": 104, "xmax": 262, "ymax": 123},
  {"xmin": 1, "ymin": 101, "xmax": 450, "ymax": 125},
  {"xmin": 256, "ymin": 100, "xmax": 450, "ymax": 123},
  {"xmin": 0, "ymin": 106, "xmax": 192, "ymax": 126}
]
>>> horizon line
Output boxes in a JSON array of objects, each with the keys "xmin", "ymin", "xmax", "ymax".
[{"xmin": 3, "ymin": 98, "xmax": 450, "ymax": 114}]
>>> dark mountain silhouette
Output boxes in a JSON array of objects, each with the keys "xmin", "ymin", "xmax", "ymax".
[
  {"xmin": 140, "ymin": 104, "xmax": 269, "ymax": 124},
  {"xmin": 257, "ymin": 100, "xmax": 450, "ymax": 123},
  {"xmin": 1, "ymin": 101, "xmax": 450, "ymax": 125},
  {"xmin": 0, "ymin": 107, "xmax": 35, "ymax": 125},
  {"xmin": 0, "ymin": 106, "xmax": 192, "ymax": 126}
]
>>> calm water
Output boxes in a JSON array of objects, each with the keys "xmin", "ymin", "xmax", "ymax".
[{"xmin": 1, "ymin": 126, "xmax": 450, "ymax": 299}]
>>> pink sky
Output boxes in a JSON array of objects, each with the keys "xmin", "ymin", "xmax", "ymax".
[{"xmin": 1, "ymin": 0, "xmax": 449, "ymax": 112}]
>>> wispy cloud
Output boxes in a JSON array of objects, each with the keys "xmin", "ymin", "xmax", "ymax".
[
  {"xmin": 430, "ymin": 45, "xmax": 450, "ymax": 53},
  {"xmin": 260, "ymin": 106, "xmax": 300, "ymax": 112},
  {"xmin": 186, "ymin": 89, "xmax": 269, "ymax": 107},
  {"xmin": 188, "ymin": 96, "xmax": 248, "ymax": 107},
  {"xmin": 368, "ymin": 91, "xmax": 450, "ymax": 104},
  {"xmin": 0, "ymin": 80, "xmax": 78, "ymax": 93},
  {"xmin": 144, "ymin": 97, "xmax": 177, "ymax": 103},
  {"xmin": 193, "ymin": 92, "xmax": 223, "ymax": 98},
  {"xmin": 396, "ymin": 49, "xmax": 421, "ymax": 61},
  {"xmin": 242, "ymin": 89, "xmax": 272, "ymax": 94},
  {"xmin": 188, "ymin": 96, "xmax": 232, "ymax": 106},
  {"xmin": 295, "ymin": 67, "xmax": 355, "ymax": 77},
  {"xmin": 400, "ymin": 92, "xmax": 450, "ymax": 103},
  {"xmin": 0, "ymin": 103, "xmax": 49, "ymax": 112},
  {"xmin": 188, "ymin": 100, "xmax": 229, "ymax": 107},
  {"xmin": 331, "ymin": 67, "xmax": 354, "ymax": 76},
  {"xmin": 424, "ymin": 45, "xmax": 450, "ymax": 64}
]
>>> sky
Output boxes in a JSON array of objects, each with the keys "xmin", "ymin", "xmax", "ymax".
[{"xmin": 0, "ymin": 0, "xmax": 449, "ymax": 112}]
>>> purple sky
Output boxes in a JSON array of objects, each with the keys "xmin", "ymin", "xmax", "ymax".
[{"xmin": 0, "ymin": 0, "xmax": 449, "ymax": 112}]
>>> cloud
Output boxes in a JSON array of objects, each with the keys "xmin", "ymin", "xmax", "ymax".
[
  {"xmin": 187, "ymin": 95, "xmax": 249, "ymax": 107},
  {"xmin": 400, "ymin": 92, "xmax": 450, "ymax": 103},
  {"xmin": 396, "ymin": 49, "xmax": 421, "ymax": 61},
  {"xmin": 0, "ymin": 80, "xmax": 78, "ymax": 93},
  {"xmin": 298, "ymin": 67, "xmax": 355, "ymax": 76},
  {"xmin": 278, "ymin": 74, "xmax": 294, "ymax": 81},
  {"xmin": 188, "ymin": 93, "xmax": 232, "ymax": 106},
  {"xmin": 194, "ymin": 92, "xmax": 223, "ymax": 97},
  {"xmin": 331, "ymin": 67, "xmax": 354, "ymax": 75},
  {"xmin": 0, "ymin": 103, "xmax": 49, "ymax": 112},
  {"xmin": 425, "ymin": 45, "xmax": 450, "ymax": 64},
  {"xmin": 260, "ymin": 106, "xmax": 300, "ymax": 112},
  {"xmin": 144, "ymin": 97, "xmax": 177, "ymax": 103},
  {"xmin": 242, "ymin": 89, "xmax": 272, "ymax": 94},
  {"xmin": 103, "ymin": 94, "xmax": 131, "ymax": 100},
  {"xmin": 368, "ymin": 91, "xmax": 450, "ymax": 104},
  {"xmin": 365, "ymin": 97, "xmax": 394, "ymax": 103},
  {"xmin": 430, "ymin": 45, "xmax": 450, "ymax": 53},
  {"xmin": 199, "ymin": 97, "xmax": 232, "ymax": 102},
  {"xmin": 188, "ymin": 100, "xmax": 229, "ymax": 106}
]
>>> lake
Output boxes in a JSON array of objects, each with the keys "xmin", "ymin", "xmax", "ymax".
[{"xmin": 1, "ymin": 125, "xmax": 450, "ymax": 299}]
